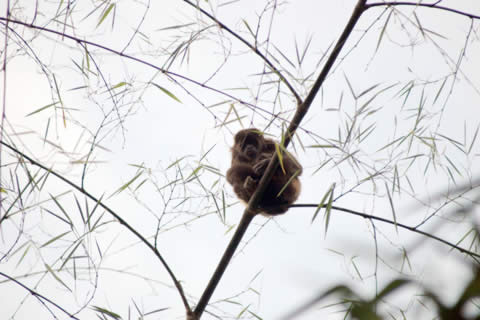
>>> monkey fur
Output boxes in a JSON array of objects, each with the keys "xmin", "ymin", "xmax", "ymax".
[{"xmin": 226, "ymin": 128, "xmax": 302, "ymax": 215}]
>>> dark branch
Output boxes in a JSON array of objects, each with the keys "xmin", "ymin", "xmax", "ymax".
[
  {"xmin": 0, "ymin": 271, "xmax": 80, "ymax": 319},
  {"xmin": 366, "ymin": 2, "xmax": 480, "ymax": 20},
  {"xmin": 0, "ymin": 141, "xmax": 192, "ymax": 314},
  {"xmin": 182, "ymin": 0, "xmax": 302, "ymax": 105},
  {"xmin": 291, "ymin": 204, "xmax": 480, "ymax": 260}
]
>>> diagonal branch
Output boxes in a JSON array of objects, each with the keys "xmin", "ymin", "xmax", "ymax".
[
  {"xmin": 0, "ymin": 271, "xmax": 80, "ymax": 319},
  {"xmin": 0, "ymin": 140, "xmax": 192, "ymax": 315},
  {"xmin": 192, "ymin": 1, "xmax": 369, "ymax": 319},
  {"xmin": 292, "ymin": 204, "xmax": 480, "ymax": 260},
  {"xmin": 366, "ymin": 2, "xmax": 480, "ymax": 20},
  {"xmin": 182, "ymin": 0, "xmax": 302, "ymax": 105}
]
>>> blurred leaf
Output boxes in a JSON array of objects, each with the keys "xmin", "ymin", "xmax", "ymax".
[
  {"xmin": 324, "ymin": 184, "xmax": 335, "ymax": 238},
  {"xmin": 111, "ymin": 172, "xmax": 142, "ymax": 196}
]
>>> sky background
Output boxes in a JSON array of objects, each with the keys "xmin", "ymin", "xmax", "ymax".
[{"xmin": 1, "ymin": 1, "xmax": 480, "ymax": 319}]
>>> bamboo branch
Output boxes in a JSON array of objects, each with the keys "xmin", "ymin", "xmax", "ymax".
[
  {"xmin": 192, "ymin": 1, "xmax": 368, "ymax": 318},
  {"xmin": 0, "ymin": 141, "xmax": 192, "ymax": 314}
]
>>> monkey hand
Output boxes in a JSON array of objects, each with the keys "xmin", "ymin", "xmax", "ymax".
[
  {"xmin": 243, "ymin": 176, "xmax": 258, "ymax": 193},
  {"xmin": 253, "ymin": 158, "xmax": 270, "ymax": 176}
]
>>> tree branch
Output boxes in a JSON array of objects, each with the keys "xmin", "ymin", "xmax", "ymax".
[
  {"xmin": 192, "ymin": 1, "xmax": 369, "ymax": 318},
  {"xmin": 291, "ymin": 204, "xmax": 480, "ymax": 260},
  {"xmin": 0, "ymin": 271, "xmax": 80, "ymax": 319},
  {"xmin": 366, "ymin": 2, "xmax": 480, "ymax": 20},
  {"xmin": 182, "ymin": 0, "xmax": 303, "ymax": 105},
  {"xmin": 0, "ymin": 141, "xmax": 192, "ymax": 314}
]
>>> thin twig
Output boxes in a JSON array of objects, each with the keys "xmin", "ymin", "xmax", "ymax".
[{"xmin": 366, "ymin": 2, "xmax": 480, "ymax": 20}]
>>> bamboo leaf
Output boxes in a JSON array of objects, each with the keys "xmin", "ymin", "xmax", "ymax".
[
  {"xmin": 92, "ymin": 306, "xmax": 122, "ymax": 319},
  {"xmin": 41, "ymin": 231, "xmax": 70, "ymax": 248},
  {"xmin": 97, "ymin": 3, "xmax": 115, "ymax": 28},
  {"xmin": 384, "ymin": 182, "xmax": 398, "ymax": 234},
  {"xmin": 275, "ymin": 143, "xmax": 286, "ymax": 174},
  {"xmin": 276, "ymin": 169, "xmax": 301, "ymax": 197},
  {"xmin": 151, "ymin": 82, "xmax": 182, "ymax": 103},
  {"xmin": 324, "ymin": 185, "xmax": 335, "ymax": 237},
  {"xmin": 111, "ymin": 172, "xmax": 142, "ymax": 196},
  {"xmin": 25, "ymin": 102, "xmax": 60, "ymax": 117},
  {"xmin": 45, "ymin": 263, "xmax": 71, "ymax": 291},
  {"xmin": 311, "ymin": 184, "xmax": 334, "ymax": 223}
]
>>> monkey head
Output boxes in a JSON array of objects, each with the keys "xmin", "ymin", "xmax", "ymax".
[
  {"xmin": 231, "ymin": 129, "xmax": 265, "ymax": 163},
  {"xmin": 227, "ymin": 128, "xmax": 302, "ymax": 216}
]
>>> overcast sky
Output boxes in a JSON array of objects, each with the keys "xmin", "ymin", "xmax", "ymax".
[{"xmin": 1, "ymin": 1, "xmax": 480, "ymax": 319}]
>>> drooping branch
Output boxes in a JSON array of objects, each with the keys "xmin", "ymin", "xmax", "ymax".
[
  {"xmin": 192, "ymin": 1, "xmax": 369, "ymax": 319},
  {"xmin": 0, "ymin": 272, "xmax": 80, "ymax": 320},
  {"xmin": 366, "ymin": 2, "xmax": 480, "ymax": 20},
  {"xmin": 0, "ymin": 140, "xmax": 192, "ymax": 315},
  {"xmin": 291, "ymin": 204, "xmax": 480, "ymax": 260}
]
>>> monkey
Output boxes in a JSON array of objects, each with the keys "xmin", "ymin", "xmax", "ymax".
[{"xmin": 226, "ymin": 128, "xmax": 302, "ymax": 216}]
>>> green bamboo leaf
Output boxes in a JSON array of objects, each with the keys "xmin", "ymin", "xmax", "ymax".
[
  {"xmin": 275, "ymin": 143, "xmax": 286, "ymax": 174},
  {"xmin": 45, "ymin": 263, "xmax": 71, "ymax": 291},
  {"xmin": 276, "ymin": 169, "xmax": 301, "ymax": 197},
  {"xmin": 186, "ymin": 165, "xmax": 203, "ymax": 182},
  {"xmin": 211, "ymin": 192, "xmax": 223, "ymax": 223},
  {"xmin": 25, "ymin": 102, "xmax": 59, "ymax": 117},
  {"xmin": 15, "ymin": 243, "xmax": 31, "ymax": 268},
  {"xmin": 311, "ymin": 184, "xmax": 334, "ymax": 223},
  {"xmin": 92, "ymin": 306, "xmax": 122, "ymax": 319},
  {"xmin": 166, "ymin": 156, "xmax": 190, "ymax": 169},
  {"xmin": 242, "ymin": 19, "xmax": 255, "ymax": 37},
  {"xmin": 433, "ymin": 77, "xmax": 447, "ymax": 104},
  {"xmin": 248, "ymin": 310, "xmax": 263, "ymax": 320},
  {"xmin": 97, "ymin": 3, "xmax": 115, "ymax": 28},
  {"xmin": 49, "ymin": 193, "xmax": 73, "ymax": 225},
  {"xmin": 450, "ymin": 228, "xmax": 474, "ymax": 252},
  {"xmin": 307, "ymin": 144, "xmax": 336, "ymax": 148},
  {"xmin": 375, "ymin": 9, "xmax": 392, "ymax": 53},
  {"xmin": 60, "ymin": 240, "xmax": 82, "ymax": 270},
  {"xmin": 112, "ymin": 81, "xmax": 127, "ymax": 89},
  {"xmin": 324, "ymin": 185, "xmax": 335, "ymax": 237},
  {"xmin": 151, "ymin": 82, "xmax": 182, "ymax": 103},
  {"xmin": 41, "ymin": 231, "xmax": 70, "ymax": 248},
  {"xmin": 237, "ymin": 304, "xmax": 250, "ymax": 318},
  {"xmin": 351, "ymin": 256, "xmax": 363, "ymax": 281},
  {"xmin": 468, "ymin": 124, "xmax": 480, "ymax": 154},
  {"xmin": 384, "ymin": 182, "xmax": 398, "ymax": 234},
  {"xmin": 112, "ymin": 172, "xmax": 142, "ymax": 196}
]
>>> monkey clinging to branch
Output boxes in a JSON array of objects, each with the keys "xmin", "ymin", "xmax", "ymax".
[{"xmin": 226, "ymin": 128, "xmax": 302, "ymax": 216}]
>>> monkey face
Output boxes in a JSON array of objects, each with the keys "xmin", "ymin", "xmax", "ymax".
[{"xmin": 234, "ymin": 129, "xmax": 263, "ymax": 162}]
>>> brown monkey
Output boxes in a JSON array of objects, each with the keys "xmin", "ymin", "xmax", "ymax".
[{"xmin": 226, "ymin": 128, "xmax": 302, "ymax": 215}]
